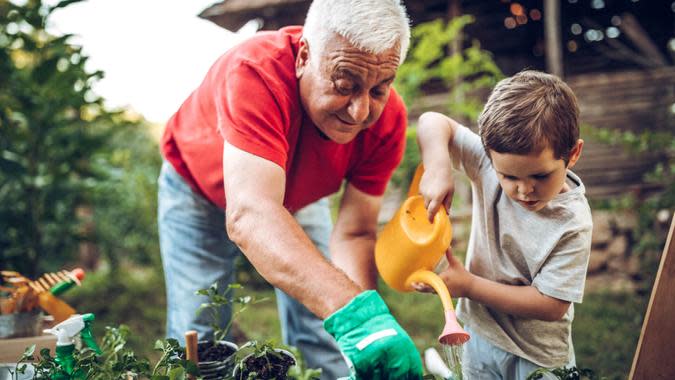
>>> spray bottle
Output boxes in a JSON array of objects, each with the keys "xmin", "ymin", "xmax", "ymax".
[{"xmin": 43, "ymin": 313, "xmax": 101, "ymax": 380}]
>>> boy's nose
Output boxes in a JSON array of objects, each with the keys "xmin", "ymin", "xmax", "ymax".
[{"xmin": 517, "ymin": 181, "xmax": 534, "ymax": 196}]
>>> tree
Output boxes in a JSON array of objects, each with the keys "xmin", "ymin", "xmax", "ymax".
[{"xmin": 0, "ymin": 0, "xmax": 143, "ymax": 276}]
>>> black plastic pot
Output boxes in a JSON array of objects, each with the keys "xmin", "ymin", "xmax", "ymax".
[
  {"xmin": 197, "ymin": 340, "xmax": 238, "ymax": 380},
  {"xmin": 232, "ymin": 348, "xmax": 296, "ymax": 380}
]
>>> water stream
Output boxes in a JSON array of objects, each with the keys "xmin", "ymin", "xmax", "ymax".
[{"xmin": 442, "ymin": 344, "xmax": 464, "ymax": 380}]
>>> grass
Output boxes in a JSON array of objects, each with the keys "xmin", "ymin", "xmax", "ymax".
[{"xmin": 573, "ymin": 292, "xmax": 647, "ymax": 379}]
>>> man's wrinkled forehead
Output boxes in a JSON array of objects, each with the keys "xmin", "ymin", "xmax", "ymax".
[{"xmin": 319, "ymin": 34, "xmax": 400, "ymax": 82}]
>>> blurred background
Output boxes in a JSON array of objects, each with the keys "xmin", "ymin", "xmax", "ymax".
[{"xmin": 1, "ymin": 1, "xmax": 673, "ymax": 379}]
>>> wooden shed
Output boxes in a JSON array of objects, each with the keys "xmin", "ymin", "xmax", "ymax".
[{"xmin": 199, "ymin": 0, "xmax": 675, "ymax": 199}]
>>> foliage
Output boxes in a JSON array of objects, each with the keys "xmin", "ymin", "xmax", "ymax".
[
  {"xmin": 0, "ymin": 0, "xmax": 112, "ymax": 276},
  {"xmin": 389, "ymin": 126, "xmax": 421, "ymax": 190},
  {"xmin": 196, "ymin": 282, "xmax": 268, "ymax": 343},
  {"xmin": 12, "ymin": 326, "xmax": 198, "ymax": 380},
  {"xmin": 88, "ymin": 119, "xmax": 162, "ymax": 271},
  {"xmin": 64, "ymin": 267, "xmax": 167, "ymax": 360},
  {"xmin": 0, "ymin": 0, "xmax": 161, "ymax": 278},
  {"xmin": 391, "ymin": 16, "xmax": 503, "ymax": 190},
  {"xmin": 394, "ymin": 16, "xmax": 503, "ymax": 122}
]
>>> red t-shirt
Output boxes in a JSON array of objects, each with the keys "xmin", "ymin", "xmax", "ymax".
[{"xmin": 161, "ymin": 26, "xmax": 407, "ymax": 212}]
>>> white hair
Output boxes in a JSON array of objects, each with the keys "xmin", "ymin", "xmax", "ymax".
[{"xmin": 303, "ymin": 0, "xmax": 411, "ymax": 64}]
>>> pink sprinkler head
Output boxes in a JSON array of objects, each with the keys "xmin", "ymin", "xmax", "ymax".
[{"xmin": 439, "ymin": 309, "xmax": 470, "ymax": 345}]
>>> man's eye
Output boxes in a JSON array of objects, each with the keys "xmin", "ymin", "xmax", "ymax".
[
  {"xmin": 370, "ymin": 86, "xmax": 387, "ymax": 98},
  {"xmin": 334, "ymin": 80, "xmax": 354, "ymax": 94}
]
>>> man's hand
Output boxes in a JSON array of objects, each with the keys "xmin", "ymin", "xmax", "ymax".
[{"xmin": 324, "ymin": 290, "xmax": 423, "ymax": 380}]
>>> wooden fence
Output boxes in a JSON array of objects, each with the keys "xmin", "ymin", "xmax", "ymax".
[{"xmin": 409, "ymin": 67, "xmax": 674, "ymax": 199}]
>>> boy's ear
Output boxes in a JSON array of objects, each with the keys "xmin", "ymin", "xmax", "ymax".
[{"xmin": 566, "ymin": 139, "xmax": 584, "ymax": 169}]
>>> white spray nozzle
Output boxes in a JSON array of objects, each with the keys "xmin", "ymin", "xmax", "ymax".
[
  {"xmin": 44, "ymin": 314, "xmax": 85, "ymax": 346},
  {"xmin": 424, "ymin": 347, "xmax": 452, "ymax": 379}
]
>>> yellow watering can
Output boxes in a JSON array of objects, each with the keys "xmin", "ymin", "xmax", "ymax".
[{"xmin": 375, "ymin": 164, "xmax": 470, "ymax": 345}]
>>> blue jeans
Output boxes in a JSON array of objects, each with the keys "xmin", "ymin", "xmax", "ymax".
[
  {"xmin": 157, "ymin": 161, "xmax": 349, "ymax": 379},
  {"xmin": 462, "ymin": 326, "xmax": 576, "ymax": 379}
]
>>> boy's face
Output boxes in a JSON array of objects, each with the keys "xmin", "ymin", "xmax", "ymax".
[{"xmin": 489, "ymin": 140, "xmax": 583, "ymax": 212}]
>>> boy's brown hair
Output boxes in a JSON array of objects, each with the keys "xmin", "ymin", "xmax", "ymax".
[{"xmin": 478, "ymin": 70, "xmax": 580, "ymax": 163}]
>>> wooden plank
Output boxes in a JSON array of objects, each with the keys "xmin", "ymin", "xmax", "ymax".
[{"xmin": 629, "ymin": 213, "xmax": 675, "ymax": 380}]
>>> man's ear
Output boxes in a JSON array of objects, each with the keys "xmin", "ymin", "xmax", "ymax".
[
  {"xmin": 566, "ymin": 139, "xmax": 584, "ymax": 169},
  {"xmin": 295, "ymin": 38, "xmax": 310, "ymax": 79}
]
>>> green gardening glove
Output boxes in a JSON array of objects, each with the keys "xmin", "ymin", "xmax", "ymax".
[{"xmin": 324, "ymin": 290, "xmax": 423, "ymax": 380}]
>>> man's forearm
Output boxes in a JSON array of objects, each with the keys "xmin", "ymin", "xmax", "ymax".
[
  {"xmin": 330, "ymin": 233, "xmax": 378, "ymax": 290},
  {"xmin": 226, "ymin": 198, "xmax": 361, "ymax": 319}
]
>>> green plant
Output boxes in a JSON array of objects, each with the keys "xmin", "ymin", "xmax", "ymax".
[
  {"xmin": 526, "ymin": 366, "xmax": 599, "ymax": 380},
  {"xmin": 196, "ymin": 282, "xmax": 268, "ymax": 342},
  {"xmin": 391, "ymin": 16, "xmax": 503, "ymax": 190},
  {"xmin": 233, "ymin": 340, "xmax": 296, "ymax": 380},
  {"xmin": 0, "ymin": 0, "xmax": 159, "ymax": 278},
  {"xmin": 13, "ymin": 325, "xmax": 199, "ymax": 380},
  {"xmin": 394, "ymin": 16, "xmax": 503, "ymax": 122},
  {"xmin": 0, "ymin": 0, "xmax": 116, "ymax": 276}
]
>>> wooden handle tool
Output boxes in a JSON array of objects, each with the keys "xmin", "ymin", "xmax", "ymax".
[{"xmin": 185, "ymin": 330, "xmax": 199, "ymax": 380}]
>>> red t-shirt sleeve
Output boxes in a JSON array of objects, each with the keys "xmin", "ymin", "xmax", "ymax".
[
  {"xmin": 215, "ymin": 61, "xmax": 290, "ymax": 170},
  {"xmin": 347, "ymin": 93, "xmax": 408, "ymax": 195}
]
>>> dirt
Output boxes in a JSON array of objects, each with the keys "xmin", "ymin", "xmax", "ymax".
[
  {"xmin": 197, "ymin": 340, "xmax": 236, "ymax": 362},
  {"xmin": 238, "ymin": 352, "xmax": 296, "ymax": 379}
]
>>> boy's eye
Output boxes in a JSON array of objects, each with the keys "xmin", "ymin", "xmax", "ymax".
[
  {"xmin": 503, "ymin": 175, "xmax": 517, "ymax": 180},
  {"xmin": 533, "ymin": 174, "xmax": 550, "ymax": 180}
]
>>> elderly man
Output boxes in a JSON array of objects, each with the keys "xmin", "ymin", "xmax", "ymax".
[{"xmin": 158, "ymin": 0, "xmax": 421, "ymax": 378}]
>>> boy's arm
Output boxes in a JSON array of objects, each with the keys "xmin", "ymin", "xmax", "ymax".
[
  {"xmin": 434, "ymin": 251, "xmax": 571, "ymax": 321},
  {"xmin": 416, "ymin": 112, "xmax": 461, "ymax": 221}
]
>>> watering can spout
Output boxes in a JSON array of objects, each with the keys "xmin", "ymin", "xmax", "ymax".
[
  {"xmin": 439, "ymin": 309, "xmax": 470, "ymax": 345},
  {"xmin": 406, "ymin": 270, "xmax": 470, "ymax": 345}
]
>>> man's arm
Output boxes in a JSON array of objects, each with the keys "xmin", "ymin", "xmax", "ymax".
[
  {"xmin": 222, "ymin": 142, "xmax": 361, "ymax": 319},
  {"xmin": 330, "ymin": 183, "xmax": 382, "ymax": 290}
]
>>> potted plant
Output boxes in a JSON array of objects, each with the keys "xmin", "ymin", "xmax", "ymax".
[
  {"xmin": 232, "ymin": 340, "xmax": 297, "ymax": 380},
  {"xmin": 11, "ymin": 325, "xmax": 199, "ymax": 380},
  {"xmin": 193, "ymin": 282, "xmax": 266, "ymax": 379}
]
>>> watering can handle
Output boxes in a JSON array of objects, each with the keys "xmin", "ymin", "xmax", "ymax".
[{"xmin": 407, "ymin": 164, "xmax": 425, "ymax": 198}]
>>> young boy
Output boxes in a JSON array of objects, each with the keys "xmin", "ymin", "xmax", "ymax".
[{"xmin": 415, "ymin": 70, "xmax": 592, "ymax": 379}]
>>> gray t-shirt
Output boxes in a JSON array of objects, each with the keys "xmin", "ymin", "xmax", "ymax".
[{"xmin": 451, "ymin": 125, "xmax": 592, "ymax": 367}]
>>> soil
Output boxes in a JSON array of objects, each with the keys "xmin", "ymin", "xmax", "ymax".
[
  {"xmin": 238, "ymin": 352, "xmax": 296, "ymax": 379},
  {"xmin": 197, "ymin": 340, "xmax": 236, "ymax": 362}
]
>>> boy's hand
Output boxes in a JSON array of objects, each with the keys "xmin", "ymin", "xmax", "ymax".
[
  {"xmin": 412, "ymin": 248, "xmax": 473, "ymax": 298},
  {"xmin": 419, "ymin": 166, "xmax": 454, "ymax": 222}
]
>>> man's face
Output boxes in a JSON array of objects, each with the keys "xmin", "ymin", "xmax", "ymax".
[
  {"xmin": 296, "ymin": 34, "xmax": 400, "ymax": 144},
  {"xmin": 489, "ymin": 142, "xmax": 582, "ymax": 212}
]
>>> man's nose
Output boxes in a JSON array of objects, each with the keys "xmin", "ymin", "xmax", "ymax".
[{"xmin": 347, "ymin": 93, "xmax": 369, "ymax": 124}]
